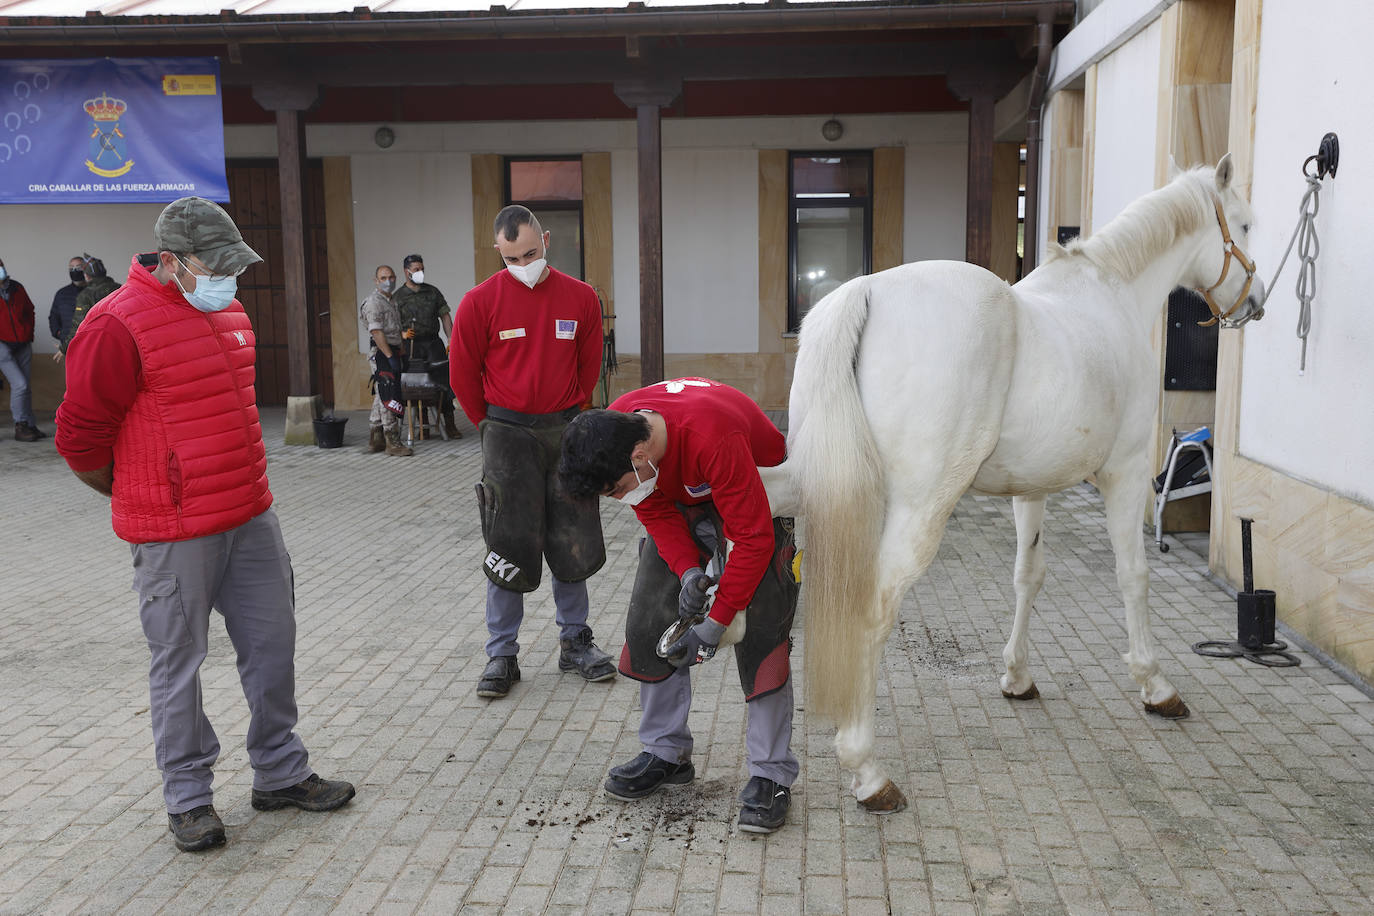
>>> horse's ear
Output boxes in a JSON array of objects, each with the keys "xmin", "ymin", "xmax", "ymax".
[
  {"xmin": 1215, "ymin": 153, "xmax": 1234, "ymax": 192},
  {"xmin": 1167, "ymin": 155, "xmax": 1183, "ymax": 181}
]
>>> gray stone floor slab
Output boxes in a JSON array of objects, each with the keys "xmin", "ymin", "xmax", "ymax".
[{"xmin": 3, "ymin": 407, "xmax": 1374, "ymax": 914}]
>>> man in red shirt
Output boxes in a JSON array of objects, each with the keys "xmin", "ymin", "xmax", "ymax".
[
  {"xmin": 559, "ymin": 378, "xmax": 801, "ymax": 834},
  {"xmin": 55, "ymin": 198, "xmax": 355, "ymax": 853},
  {"xmin": 0, "ymin": 257, "xmax": 46, "ymax": 441},
  {"xmin": 451, "ymin": 204, "xmax": 614, "ymax": 698}
]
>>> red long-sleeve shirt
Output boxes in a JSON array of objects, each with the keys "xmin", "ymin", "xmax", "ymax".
[
  {"xmin": 610, "ymin": 379, "xmax": 786, "ymax": 627},
  {"xmin": 0, "ymin": 279, "xmax": 36, "ymax": 343},
  {"xmin": 54, "ymin": 312, "xmax": 142, "ymax": 471},
  {"xmin": 450, "ymin": 267, "xmax": 603, "ymax": 425}
]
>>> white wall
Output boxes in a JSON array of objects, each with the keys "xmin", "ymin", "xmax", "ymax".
[
  {"xmin": 1237, "ymin": 2, "xmax": 1374, "ymax": 506},
  {"xmin": 4, "ymin": 112, "xmax": 972, "ymax": 361},
  {"xmin": 1088, "ymin": 17, "xmax": 1161, "ymax": 232},
  {"xmin": 0, "ymin": 203, "xmax": 165, "ymax": 353}
]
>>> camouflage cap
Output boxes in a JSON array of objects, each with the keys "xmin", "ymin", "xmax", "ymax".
[{"xmin": 154, "ymin": 197, "xmax": 263, "ymax": 275}]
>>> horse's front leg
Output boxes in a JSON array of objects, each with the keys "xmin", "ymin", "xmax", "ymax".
[
  {"xmin": 1001, "ymin": 495, "xmax": 1047, "ymax": 700},
  {"xmin": 1096, "ymin": 461, "xmax": 1189, "ymax": 718}
]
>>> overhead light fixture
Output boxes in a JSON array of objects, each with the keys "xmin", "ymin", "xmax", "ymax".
[
  {"xmin": 374, "ymin": 126, "xmax": 395, "ymax": 149},
  {"xmin": 821, "ymin": 118, "xmax": 844, "ymax": 142}
]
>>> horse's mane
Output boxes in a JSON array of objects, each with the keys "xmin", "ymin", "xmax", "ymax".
[{"xmin": 1045, "ymin": 167, "xmax": 1215, "ymax": 280}]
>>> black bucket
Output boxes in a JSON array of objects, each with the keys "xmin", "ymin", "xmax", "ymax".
[{"xmin": 313, "ymin": 416, "xmax": 347, "ymax": 449}]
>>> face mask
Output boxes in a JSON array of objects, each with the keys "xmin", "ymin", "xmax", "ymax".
[
  {"xmin": 380, "ymin": 279, "xmax": 395, "ymax": 293},
  {"xmin": 70, "ymin": 269, "xmax": 86, "ymax": 283},
  {"xmin": 506, "ymin": 257, "xmax": 547, "ymax": 289},
  {"xmin": 173, "ymin": 257, "xmax": 237, "ymax": 313},
  {"xmin": 409, "ymin": 269, "xmax": 424, "ymax": 284},
  {"xmin": 619, "ymin": 457, "xmax": 658, "ymax": 506}
]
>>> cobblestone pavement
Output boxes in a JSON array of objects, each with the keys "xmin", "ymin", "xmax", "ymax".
[{"xmin": 3, "ymin": 407, "xmax": 1374, "ymax": 915}]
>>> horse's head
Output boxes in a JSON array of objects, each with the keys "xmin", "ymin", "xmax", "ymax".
[{"xmin": 1188, "ymin": 153, "xmax": 1265, "ymax": 328}]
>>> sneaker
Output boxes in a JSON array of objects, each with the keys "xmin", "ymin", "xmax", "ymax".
[
  {"xmin": 476, "ymin": 655, "xmax": 520, "ymax": 698},
  {"xmin": 168, "ymin": 804, "xmax": 226, "ymax": 852},
  {"xmin": 559, "ymin": 628, "xmax": 616, "ymax": 682},
  {"xmin": 14, "ymin": 422, "xmax": 40, "ymax": 443},
  {"xmin": 737, "ymin": 776, "xmax": 790, "ymax": 834},
  {"xmin": 251, "ymin": 774, "xmax": 356, "ymax": 812},
  {"xmin": 604, "ymin": 751, "xmax": 694, "ymax": 801}
]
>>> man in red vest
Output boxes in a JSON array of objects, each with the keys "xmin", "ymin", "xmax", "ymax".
[{"xmin": 55, "ymin": 198, "xmax": 355, "ymax": 853}]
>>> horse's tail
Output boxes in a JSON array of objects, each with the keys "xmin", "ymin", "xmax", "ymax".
[{"xmin": 786, "ymin": 276, "xmax": 887, "ymax": 726}]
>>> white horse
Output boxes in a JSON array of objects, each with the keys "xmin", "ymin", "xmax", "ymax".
[{"xmin": 761, "ymin": 156, "xmax": 1264, "ymax": 812}]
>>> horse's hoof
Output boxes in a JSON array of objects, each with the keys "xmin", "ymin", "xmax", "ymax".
[
  {"xmin": 1144, "ymin": 694, "xmax": 1190, "ymax": 719},
  {"xmin": 857, "ymin": 780, "xmax": 908, "ymax": 814},
  {"xmin": 1000, "ymin": 683, "xmax": 1040, "ymax": 700}
]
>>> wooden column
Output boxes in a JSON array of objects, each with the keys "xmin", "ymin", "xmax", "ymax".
[
  {"xmin": 615, "ymin": 78, "xmax": 680, "ymax": 388},
  {"xmin": 253, "ymin": 78, "xmax": 321, "ymax": 443},
  {"xmin": 275, "ymin": 107, "xmax": 316, "ymax": 398},
  {"xmin": 964, "ymin": 90, "xmax": 996, "ymax": 269}
]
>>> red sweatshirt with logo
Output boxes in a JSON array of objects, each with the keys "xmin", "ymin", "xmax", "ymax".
[
  {"xmin": 610, "ymin": 378, "xmax": 785, "ymax": 626},
  {"xmin": 450, "ymin": 267, "xmax": 602, "ymax": 425}
]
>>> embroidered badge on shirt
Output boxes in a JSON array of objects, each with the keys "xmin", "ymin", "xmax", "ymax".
[
  {"xmin": 685, "ymin": 481, "xmax": 713, "ymax": 498},
  {"xmin": 555, "ymin": 319, "xmax": 577, "ymax": 340},
  {"xmin": 499, "ymin": 328, "xmax": 527, "ymax": 341}
]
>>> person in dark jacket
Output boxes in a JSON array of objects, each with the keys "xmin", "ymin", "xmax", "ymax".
[{"xmin": 49, "ymin": 255, "xmax": 87, "ymax": 360}]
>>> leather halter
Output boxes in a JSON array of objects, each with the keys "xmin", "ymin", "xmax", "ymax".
[{"xmin": 1196, "ymin": 194, "xmax": 1257, "ymax": 327}]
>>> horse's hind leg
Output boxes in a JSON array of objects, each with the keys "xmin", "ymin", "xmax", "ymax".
[
  {"xmin": 834, "ymin": 501, "xmax": 954, "ymax": 813},
  {"xmin": 1096, "ymin": 460, "xmax": 1189, "ymax": 718},
  {"xmin": 1001, "ymin": 496, "xmax": 1046, "ymax": 700}
]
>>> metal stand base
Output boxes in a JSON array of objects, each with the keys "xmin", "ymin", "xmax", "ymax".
[{"xmin": 1192, "ymin": 639, "xmax": 1300, "ymax": 667}]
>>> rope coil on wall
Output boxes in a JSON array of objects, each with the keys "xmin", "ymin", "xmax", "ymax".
[{"xmin": 1256, "ymin": 133, "xmax": 1338, "ymax": 373}]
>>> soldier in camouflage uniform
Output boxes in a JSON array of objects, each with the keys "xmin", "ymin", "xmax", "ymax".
[
  {"xmin": 394, "ymin": 253, "xmax": 461, "ymax": 439},
  {"xmin": 67, "ymin": 254, "xmax": 120, "ymax": 349},
  {"xmin": 359, "ymin": 264, "xmax": 412, "ymax": 457}
]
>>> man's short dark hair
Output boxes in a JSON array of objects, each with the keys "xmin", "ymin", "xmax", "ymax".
[
  {"xmin": 494, "ymin": 205, "xmax": 539, "ymax": 244},
  {"xmin": 403, "ymin": 254, "xmax": 423, "ymax": 268},
  {"xmin": 559, "ymin": 409, "xmax": 653, "ymax": 499}
]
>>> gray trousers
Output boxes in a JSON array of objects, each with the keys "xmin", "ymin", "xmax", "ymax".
[
  {"xmin": 640, "ymin": 666, "xmax": 800, "ymax": 787},
  {"xmin": 131, "ymin": 508, "xmax": 311, "ymax": 813},
  {"xmin": 485, "ymin": 577, "xmax": 590, "ymax": 658},
  {"xmin": 0, "ymin": 341, "xmax": 34, "ymax": 425}
]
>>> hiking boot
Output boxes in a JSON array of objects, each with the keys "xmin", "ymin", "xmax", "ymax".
[
  {"xmin": 368, "ymin": 426, "xmax": 386, "ymax": 453},
  {"xmin": 604, "ymin": 751, "xmax": 694, "ymax": 801},
  {"xmin": 168, "ymin": 804, "xmax": 226, "ymax": 852},
  {"xmin": 559, "ymin": 627, "xmax": 616, "ymax": 682},
  {"xmin": 443, "ymin": 413, "xmax": 463, "ymax": 439},
  {"xmin": 384, "ymin": 429, "xmax": 413, "ymax": 457},
  {"xmin": 251, "ymin": 774, "xmax": 356, "ymax": 812},
  {"xmin": 477, "ymin": 655, "xmax": 520, "ymax": 698},
  {"xmin": 737, "ymin": 776, "xmax": 790, "ymax": 834},
  {"xmin": 14, "ymin": 422, "xmax": 40, "ymax": 442}
]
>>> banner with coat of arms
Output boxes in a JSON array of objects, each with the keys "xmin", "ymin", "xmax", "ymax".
[{"xmin": 0, "ymin": 57, "xmax": 229, "ymax": 204}]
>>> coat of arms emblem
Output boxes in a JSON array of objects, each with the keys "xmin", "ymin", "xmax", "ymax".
[{"xmin": 84, "ymin": 92, "xmax": 134, "ymax": 178}]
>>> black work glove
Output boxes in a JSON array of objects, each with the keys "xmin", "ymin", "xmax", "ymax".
[
  {"xmin": 666, "ymin": 617, "xmax": 726, "ymax": 668},
  {"xmin": 678, "ymin": 567, "xmax": 714, "ymax": 621}
]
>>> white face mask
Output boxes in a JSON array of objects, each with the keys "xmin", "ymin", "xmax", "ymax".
[
  {"xmin": 380, "ymin": 279, "xmax": 395, "ymax": 293},
  {"xmin": 619, "ymin": 457, "xmax": 658, "ymax": 506},
  {"xmin": 409, "ymin": 269, "xmax": 424, "ymax": 284},
  {"xmin": 506, "ymin": 257, "xmax": 547, "ymax": 289},
  {"xmin": 173, "ymin": 256, "xmax": 237, "ymax": 313}
]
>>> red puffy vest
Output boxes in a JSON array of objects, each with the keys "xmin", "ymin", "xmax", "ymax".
[{"xmin": 92, "ymin": 260, "xmax": 272, "ymax": 543}]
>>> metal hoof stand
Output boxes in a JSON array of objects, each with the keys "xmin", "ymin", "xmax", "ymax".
[{"xmin": 1193, "ymin": 518, "xmax": 1300, "ymax": 667}]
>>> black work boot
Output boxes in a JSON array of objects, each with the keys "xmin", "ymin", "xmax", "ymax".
[
  {"xmin": 737, "ymin": 775, "xmax": 790, "ymax": 834},
  {"xmin": 251, "ymin": 774, "xmax": 356, "ymax": 812},
  {"xmin": 443, "ymin": 409, "xmax": 462, "ymax": 439},
  {"xmin": 559, "ymin": 627, "xmax": 616, "ymax": 682},
  {"xmin": 168, "ymin": 804, "xmax": 226, "ymax": 852},
  {"xmin": 476, "ymin": 655, "xmax": 520, "ymax": 698},
  {"xmin": 604, "ymin": 751, "xmax": 694, "ymax": 801},
  {"xmin": 14, "ymin": 422, "xmax": 40, "ymax": 443}
]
